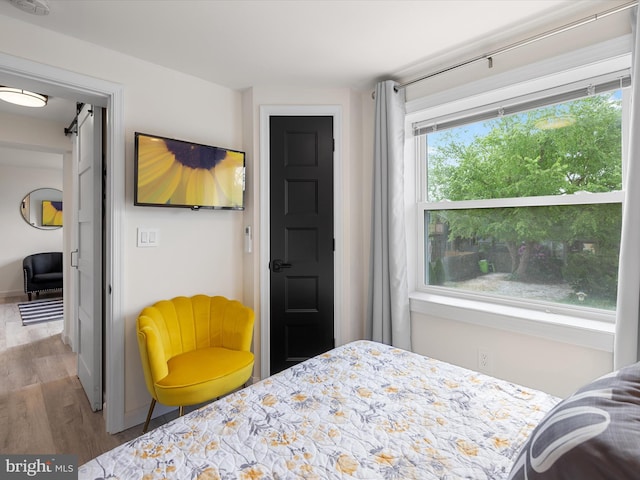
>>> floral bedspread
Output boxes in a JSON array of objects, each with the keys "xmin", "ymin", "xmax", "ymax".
[{"xmin": 79, "ymin": 340, "xmax": 559, "ymax": 479}]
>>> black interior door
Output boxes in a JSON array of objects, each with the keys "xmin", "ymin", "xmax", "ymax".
[{"xmin": 269, "ymin": 115, "xmax": 334, "ymax": 374}]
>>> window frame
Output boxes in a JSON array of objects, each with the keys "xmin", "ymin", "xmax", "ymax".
[{"xmin": 407, "ymin": 52, "xmax": 631, "ymax": 330}]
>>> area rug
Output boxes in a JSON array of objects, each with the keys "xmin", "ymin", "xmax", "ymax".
[{"xmin": 18, "ymin": 298, "xmax": 63, "ymax": 326}]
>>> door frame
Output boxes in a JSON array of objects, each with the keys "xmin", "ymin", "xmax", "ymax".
[
  {"xmin": 259, "ymin": 105, "xmax": 343, "ymax": 378},
  {"xmin": 0, "ymin": 52, "xmax": 126, "ymax": 433}
]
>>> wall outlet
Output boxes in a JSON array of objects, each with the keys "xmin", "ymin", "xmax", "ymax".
[{"xmin": 478, "ymin": 348, "xmax": 492, "ymax": 374}]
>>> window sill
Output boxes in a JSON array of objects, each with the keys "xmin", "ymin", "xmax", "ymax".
[{"xmin": 409, "ymin": 291, "xmax": 615, "ymax": 352}]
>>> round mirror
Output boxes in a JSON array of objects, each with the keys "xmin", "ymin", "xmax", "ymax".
[{"xmin": 20, "ymin": 188, "xmax": 63, "ymax": 230}]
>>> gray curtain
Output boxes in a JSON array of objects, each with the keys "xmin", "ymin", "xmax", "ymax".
[
  {"xmin": 614, "ymin": 8, "xmax": 640, "ymax": 369},
  {"xmin": 367, "ymin": 80, "xmax": 411, "ymax": 350}
]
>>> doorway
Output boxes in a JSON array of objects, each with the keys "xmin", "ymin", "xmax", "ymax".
[
  {"xmin": 259, "ymin": 106, "xmax": 343, "ymax": 378},
  {"xmin": 0, "ymin": 51, "xmax": 125, "ymax": 433}
]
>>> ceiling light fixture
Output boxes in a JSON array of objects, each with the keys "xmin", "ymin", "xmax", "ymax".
[
  {"xmin": 0, "ymin": 87, "xmax": 48, "ymax": 107},
  {"xmin": 9, "ymin": 0, "xmax": 50, "ymax": 16}
]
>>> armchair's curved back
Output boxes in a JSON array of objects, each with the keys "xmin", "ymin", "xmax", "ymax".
[
  {"xmin": 23, "ymin": 252, "xmax": 63, "ymax": 276},
  {"xmin": 136, "ymin": 295, "xmax": 254, "ymax": 400}
]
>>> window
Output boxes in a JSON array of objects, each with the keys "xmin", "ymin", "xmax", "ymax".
[{"xmin": 414, "ymin": 71, "xmax": 628, "ymax": 318}]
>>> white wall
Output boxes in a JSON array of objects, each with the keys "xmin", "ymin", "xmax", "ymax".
[
  {"xmin": 0, "ymin": 112, "xmax": 69, "ymax": 297},
  {"xmin": 412, "ymin": 313, "xmax": 612, "ymax": 398},
  {"xmin": 0, "ymin": 162, "xmax": 63, "ymax": 296},
  {"xmin": 0, "ymin": 15, "xmax": 244, "ymax": 427},
  {"xmin": 401, "ymin": 1, "xmax": 630, "ymax": 102},
  {"xmin": 242, "ymin": 86, "xmax": 368, "ymax": 378},
  {"xmin": 0, "ymin": 111, "xmax": 71, "ymax": 151},
  {"xmin": 0, "ymin": 14, "xmax": 373, "ymax": 429}
]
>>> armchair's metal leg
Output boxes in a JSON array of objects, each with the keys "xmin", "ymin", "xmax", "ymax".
[
  {"xmin": 142, "ymin": 398, "xmax": 156, "ymax": 434},
  {"xmin": 179, "ymin": 406, "xmax": 184, "ymax": 417}
]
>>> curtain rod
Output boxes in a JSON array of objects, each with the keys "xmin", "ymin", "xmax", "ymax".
[{"xmin": 395, "ymin": 0, "xmax": 638, "ymax": 91}]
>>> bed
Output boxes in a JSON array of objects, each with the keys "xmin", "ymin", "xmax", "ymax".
[{"xmin": 79, "ymin": 340, "xmax": 569, "ymax": 479}]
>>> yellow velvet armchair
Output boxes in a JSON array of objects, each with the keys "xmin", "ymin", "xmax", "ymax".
[{"xmin": 136, "ymin": 294, "xmax": 255, "ymax": 433}]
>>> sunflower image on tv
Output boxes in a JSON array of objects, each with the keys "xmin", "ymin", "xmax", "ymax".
[
  {"xmin": 136, "ymin": 134, "xmax": 244, "ymax": 208},
  {"xmin": 42, "ymin": 200, "xmax": 63, "ymax": 226}
]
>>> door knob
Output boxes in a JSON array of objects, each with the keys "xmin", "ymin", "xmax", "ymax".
[{"xmin": 271, "ymin": 259, "xmax": 292, "ymax": 272}]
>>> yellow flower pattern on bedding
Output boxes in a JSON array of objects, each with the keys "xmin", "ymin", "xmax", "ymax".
[{"xmin": 79, "ymin": 341, "xmax": 559, "ymax": 479}]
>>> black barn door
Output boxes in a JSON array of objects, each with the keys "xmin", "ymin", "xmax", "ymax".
[{"xmin": 269, "ymin": 115, "xmax": 334, "ymax": 374}]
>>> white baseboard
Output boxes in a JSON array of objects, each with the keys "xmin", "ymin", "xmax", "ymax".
[
  {"xmin": 0, "ymin": 289, "xmax": 26, "ymax": 300},
  {"xmin": 61, "ymin": 332, "xmax": 73, "ymax": 347}
]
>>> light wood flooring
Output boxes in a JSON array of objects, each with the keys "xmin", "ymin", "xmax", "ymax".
[{"xmin": 0, "ymin": 294, "xmax": 176, "ymax": 465}]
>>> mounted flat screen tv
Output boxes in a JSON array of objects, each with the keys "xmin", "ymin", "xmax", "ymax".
[
  {"xmin": 134, "ymin": 132, "xmax": 245, "ymax": 210},
  {"xmin": 42, "ymin": 200, "xmax": 63, "ymax": 226}
]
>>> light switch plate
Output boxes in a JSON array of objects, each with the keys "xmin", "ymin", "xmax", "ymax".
[{"xmin": 137, "ymin": 228, "xmax": 159, "ymax": 247}]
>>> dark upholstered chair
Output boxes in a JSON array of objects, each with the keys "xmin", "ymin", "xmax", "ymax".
[{"xmin": 23, "ymin": 252, "xmax": 63, "ymax": 300}]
